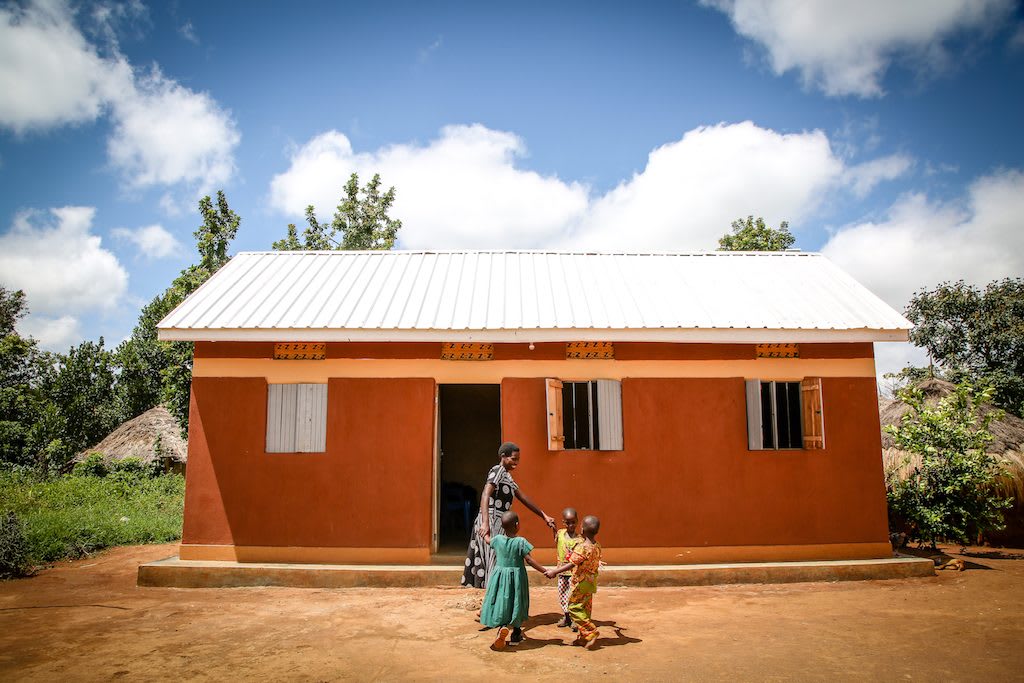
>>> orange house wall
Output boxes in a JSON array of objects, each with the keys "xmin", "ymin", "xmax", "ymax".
[
  {"xmin": 503, "ymin": 376, "xmax": 890, "ymax": 549},
  {"xmin": 182, "ymin": 342, "xmax": 888, "ymax": 557},
  {"xmin": 182, "ymin": 376, "xmax": 435, "ymax": 548}
]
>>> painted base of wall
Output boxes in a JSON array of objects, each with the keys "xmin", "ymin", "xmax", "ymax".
[{"xmin": 180, "ymin": 542, "xmax": 892, "ymax": 565}]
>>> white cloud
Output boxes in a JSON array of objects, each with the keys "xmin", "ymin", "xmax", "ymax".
[
  {"xmin": 822, "ymin": 169, "xmax": 1024, "ymax": 311},
  {"xmin": 270, "ymin": 121, "xmax": 877, "ymax": 251},
  {"xmin": 0, "ymin": 0, "xmax": 131, "ymax": 133},
  {"xmin": 108, "ymin": 68, "xmax": 238, "ymax": 191},
  {"xmin": 0, "ymin": 1, "xmax": 238, "ymax": 192},
  {"xmin": 270, "ymin": 125, "xmax": 590, "ymax": 249},
  {"xmin": 179, "ymin": 20, "xmax": 198, "ymax": 45},
  {"xmin": 0, "ymin": 206, "xmax": 128, "ymax": 349},
  {"xmin": 18, "ymin": 314, "xmax": 81, "ymax": 351},
  {"xmin": 112, "ymin": 223, "xmax": 183, "ymax": 259},
  {"xmin": 874, "ymin": 342, "xmax": 930, "ymax": 392},
  {"xmin": 703, "ymin": 0, "xmax": 1013, "ymax": 97},
  {"xmin": 0, "ymin": 207, "xmax": 128, "ymax": 315},
  {"xmin": 568, "ymin": 121, "xmax": 844, "ymax": 249},
  {"xmin": 844, "ymin": 154, "xmax": 914, "ymax": 198}
]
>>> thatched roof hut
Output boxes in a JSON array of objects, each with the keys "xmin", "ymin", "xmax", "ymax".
[
  {"xmin": 880, "ymin": 378, "xmax": 1024, "ymax": 543},
  {"xmin": 76, "ymin": 405, "xmax": 187, "ymax": 473}
]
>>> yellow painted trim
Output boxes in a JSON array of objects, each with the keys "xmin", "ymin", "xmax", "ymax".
[
  {"xmin": 193, "ymin": 357, "xmax": 877, "ymax": 383},
  {"xmin": 179, "ymin": 544, "xmax": 431, "ymax": 564}
]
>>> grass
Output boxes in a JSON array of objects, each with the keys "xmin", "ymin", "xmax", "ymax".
[{"xmin": 0, "ymin": 467, "xmax": 184, "ymax": 574}]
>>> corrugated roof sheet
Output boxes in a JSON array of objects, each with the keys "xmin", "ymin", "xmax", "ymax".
[{"xmin": 157, "ymin": 251, "xmax": 911, "ymax": 342}]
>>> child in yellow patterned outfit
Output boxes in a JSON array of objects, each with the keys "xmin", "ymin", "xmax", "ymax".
[
  {"xmin": 546, "ymin": 515, "xmax": 602, "ymax": 649},
  {"xmin": 554, "ymin": 507, "xmax": 581, "ymax": 629}
]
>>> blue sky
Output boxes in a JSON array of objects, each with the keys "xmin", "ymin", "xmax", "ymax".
[{"xmin": 1, "ymin": 0, "xmax": 1023, "ymax": 378}]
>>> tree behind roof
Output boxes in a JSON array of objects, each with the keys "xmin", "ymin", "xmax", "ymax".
[
  {"xmin": 717, "ymin": 216, "xmax": 795, "ymax": 251},
  {"xmin": 273, "ymin": 172, "xmax": 401, "ymax": 251}
]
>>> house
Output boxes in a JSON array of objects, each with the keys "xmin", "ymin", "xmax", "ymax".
[{"xmin": 157, "ymin": 250, "xmax": 910, "ymax": 566}]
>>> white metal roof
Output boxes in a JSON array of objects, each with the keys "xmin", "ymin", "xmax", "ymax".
[{"xmin": 157, "ymin": 251, "xmax": 911, "ymax": 343}]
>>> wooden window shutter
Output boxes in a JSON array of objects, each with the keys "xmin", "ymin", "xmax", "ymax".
[
  {"xmin": 545, "ymin": 378, "xmax": 565, "ymax": 451},
  {"xmin": 595, "ymin": 379, "xmax": 623, "ymax": 451},
  {"xmin": 745, "ymin": 379, "xmax": 763, "ymax": 450},
  {"xmin": 801, "ymin": 377, "xmax": 825, "ymax": 450}
]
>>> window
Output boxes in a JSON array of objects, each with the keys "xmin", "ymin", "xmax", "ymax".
[
  {"xmin": 545, "ymin": 379, "xmax": 623, "ymax": 451},
  {"xmin": 745, "ymin": 378, "xmax": 825, "ymax": 450},
  {"xmin": 266, "ymin": 383, "xmax": 328, "ymax": 453}
]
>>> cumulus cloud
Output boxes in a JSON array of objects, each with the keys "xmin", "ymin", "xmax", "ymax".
[
  {"xmin": 270, "ymin": 125, "xmax": 590, "ymax": 248},
  {"xmin": 0, "ymin": 207, "xmax": 128, "ymax": 314},
  {"xmin": 0, "ymin": 0, "xmax": 131, "ymax": 133},
  {"xmin": 0, "ymin": 1, "xmax": 237, "ymax": 192},
  {"xmin": 822, "ymin": 169, "xmax": 1024, "ymax": 311},
  {"xmin": 569, "ymin": 122, "xmax": 844, "ymax": 249},
  {"xmin": 703, "ymin": 0, "xmax": 1013, "ymax": 97},
  {"xmin": 18, "ymin": 314, "xmax": 81, "ymax": 351},
  {"xmin": 269, "ymin": 121, "xmax": 883, "ymax": 251},
  {"xmin": 112, "ymin": 223, "xmax": 183, "ymax": 259},
  {"xmin": 0, "ymin": 206, "xmax": 128, "ymax": 349},
  {"xmin": 108, "ymin": 68, "xmax": 238, "ymax": 191}
]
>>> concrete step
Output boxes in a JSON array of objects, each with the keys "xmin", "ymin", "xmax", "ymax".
[{"xmin": 138, "ymin": 554, "xmax": 934, "ymax": 589}]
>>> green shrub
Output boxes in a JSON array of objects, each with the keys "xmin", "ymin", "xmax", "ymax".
[
  {"xmin": 885, "ymin": 383, "xmax": 1013, "ymax": 548},
  {"xmin": 73, "ymin": 452, "xmax": 108, "ymax": 477},
  {"xmin": 0, "ymin": 468, "xmax": 185, "ymax": 570},
  {"xmin": 0, "ymin": 510, "xmax": 31, "ymax": 578}
]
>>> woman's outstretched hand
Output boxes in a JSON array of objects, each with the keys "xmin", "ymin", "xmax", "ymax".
[
  {"xmin": 543, "ymin": 514, "xmax": 556, "ymax": 530},
  {"xmin": 543, "ymin": 569, "xmax": 557, "ymax": 579}
]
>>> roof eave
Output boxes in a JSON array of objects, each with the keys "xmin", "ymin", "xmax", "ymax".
[{"xmin": 157, "ymin": 327, "xmax": 911, "ymax": 343}]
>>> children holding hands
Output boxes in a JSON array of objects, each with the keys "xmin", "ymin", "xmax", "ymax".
[{"xmin": 479, "ymin": 508, "xmax": 604, "ymax": 651}]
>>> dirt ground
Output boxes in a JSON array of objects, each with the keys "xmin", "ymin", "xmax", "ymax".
[{"xmin": 2, "ymin": 545, "xmax": 1023, "ymax": 682}]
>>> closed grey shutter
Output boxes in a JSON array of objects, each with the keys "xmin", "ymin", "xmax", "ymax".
[
  {"xmin": 267, "ymin": 384, "xmax": 298, "ymax": 453},
  {"xmin": 267, "ymin": 383, "xmax": 327, "ymax": 453},
  {"xmin": 295, "ymin": 384, "xmax": 328, "ymax": 453},
  {"xmin": 595, "ymin": 379, "xmax": 623, "ymax": 451},
  {"xmin": 745, "ymin": 379, "xmax": 762, "ymax": 450}
]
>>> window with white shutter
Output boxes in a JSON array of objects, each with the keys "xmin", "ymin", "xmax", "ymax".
[
  {"xmin": 745, "ymin": 378, "xmax": 823, "ymax": 451},
  {"xmin": 546, "ymin": 378, "xmax": 623, "ymax": 451},
  {"xmin": 266, "ymin": 383, "xmax": 327, "ymax": 453}
]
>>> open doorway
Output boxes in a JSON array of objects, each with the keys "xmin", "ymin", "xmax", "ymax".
[{"xmin": 437, "ymin": 384, "xmax": 501, "ymax": 553}]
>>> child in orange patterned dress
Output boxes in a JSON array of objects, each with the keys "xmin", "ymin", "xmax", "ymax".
[{"xmin": 546, "ymin": 514, "xmax": 602, "ymax": 649}]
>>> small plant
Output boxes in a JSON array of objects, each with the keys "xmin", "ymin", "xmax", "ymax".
[
  {"xmin": 73, "ymin": 452, "xmax": 108, "ymax": 477},
  {"xmin": 885, "ymin": 382, "xmax": 1012, "ymax": 548},
  {"xmin": 0, "ymin": 510, "xmax": 31, "ymax": 578}
]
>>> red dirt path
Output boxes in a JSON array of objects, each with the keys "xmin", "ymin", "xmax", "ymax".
[{"xmin": 2, "ymin": 544, "xmax": 1023, "ymax": 681}]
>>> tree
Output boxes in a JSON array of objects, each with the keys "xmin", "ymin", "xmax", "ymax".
[
  {"xmin": 32, "ymin": 339, "xmax": 123, "ymax": 470},
  {"xmin": 0, "ymin": 288, "xmax": 47, "ymax": 465},
  {"xmin": 273, "ymin": 172, "xmax": 401, "ymax": 251},
  {"xmin": 717, "ymin": 216, "xmax": 795, "ymax": 251},
  {"xmin": 116, "ymin": 191, "xmax": 241, "ymax": 434},
  {"xmin": 196, "ymin": 191, "xmax": 240, "ymax": 271},
  {"xmin": 885, "ymin": 383, "xmax": 1012, "ymax": 548},
  {"xmin": 904, "ymin": 279, "xmax": 1024, "ymax": 416}
]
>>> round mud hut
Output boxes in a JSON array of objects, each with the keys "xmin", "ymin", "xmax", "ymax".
[
  {"xmin": 880, "ymin": 378, "xmax": 1024, "ymax": 545},
  {"xmin": 75, "ymin": 405, "xmax": 188, "ymax": 475}
]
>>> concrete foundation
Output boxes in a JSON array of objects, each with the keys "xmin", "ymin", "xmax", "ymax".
[{"xmin": 138, "ymin": 554, "xmax": 934, "ymax": 589}]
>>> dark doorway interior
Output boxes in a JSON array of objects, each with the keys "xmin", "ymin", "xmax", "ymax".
[{"xmin": 438, "ymin": 384, "xmax": 501, "ymax": 551}]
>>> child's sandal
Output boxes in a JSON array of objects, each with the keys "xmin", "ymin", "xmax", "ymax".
[{"xmin": 491, "ymin": 626, "xmax": 511, "ymax": 651}]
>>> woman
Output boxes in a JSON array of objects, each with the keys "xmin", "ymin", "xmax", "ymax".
[{"xmin": 461, "ymin": 441, "xmax": 556, "ymax": 588}]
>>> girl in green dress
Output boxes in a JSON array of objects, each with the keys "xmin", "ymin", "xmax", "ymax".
[{"xmin": 480, "ymin": 510, "xmax": 550, "ymax": 650}]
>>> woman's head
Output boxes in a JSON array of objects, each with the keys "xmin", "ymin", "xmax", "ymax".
[{"xmin": 497, "ymin": 441, "xmax": 521, "ymax": 471}]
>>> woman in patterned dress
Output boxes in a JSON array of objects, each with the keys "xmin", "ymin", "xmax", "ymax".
[{"xmin": 462, "ymin": 442, "xmax": 556, "ymax": 588}]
